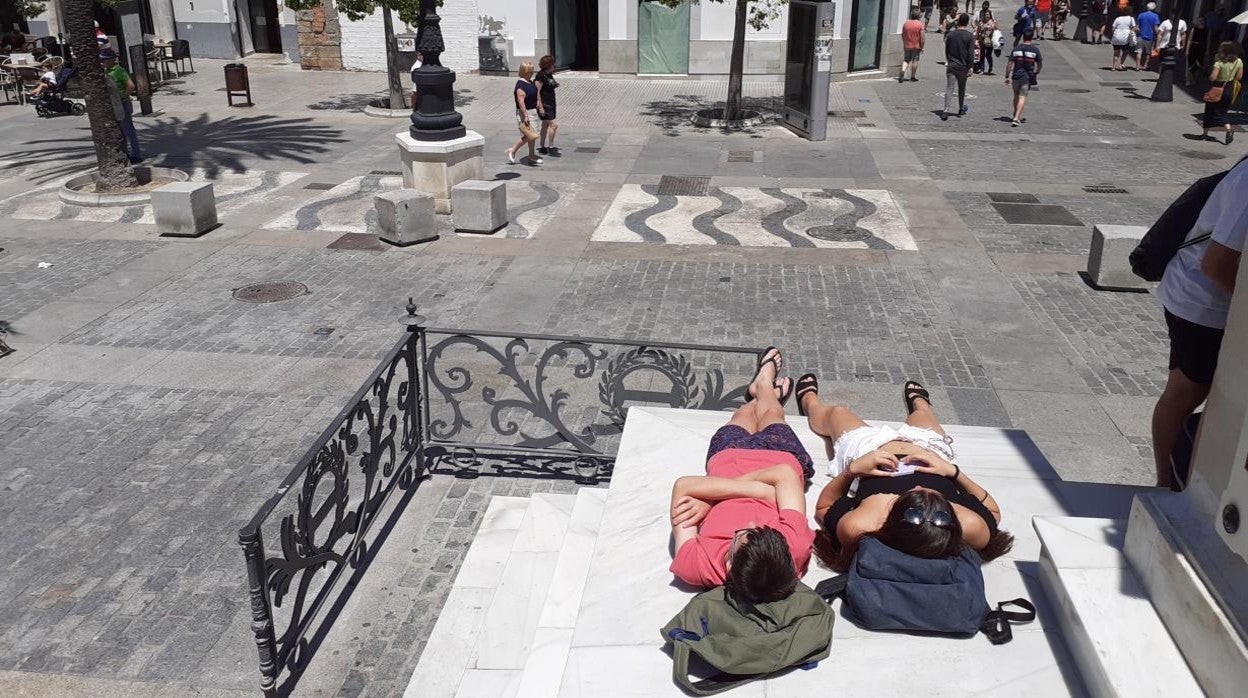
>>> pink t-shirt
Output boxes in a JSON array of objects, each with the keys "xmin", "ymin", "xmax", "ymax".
[
  {"xmin": 669, "ymin": 449, "xmax": 815, "ymax": 588},
  {"xmin": 902, "ymin": 20, "xmax": 925, "ymax": 50}
]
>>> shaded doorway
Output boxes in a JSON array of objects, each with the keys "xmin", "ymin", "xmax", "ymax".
[
  {"xmin": 246, "ymin": 0, "xmax": 282, "ymax": 53},
  {"xmin": 638, "ymin": 0, "xmax": 690, "ymax": 75},
  {"xmin": 848, "ymin": 0, "xmax": 885, "ymax": 72},
  {"xmin": 549, "ymin": 0, "xmax": 599, "ymax": 70}
]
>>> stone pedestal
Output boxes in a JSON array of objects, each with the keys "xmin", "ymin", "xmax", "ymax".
[
  {"xmin": 452, "ymin": 180, "xmax": 507, "ymax": 233},
  {"xmin": 375, "ymin": 190, "xmax": 438, "ymax": 247},
  {"xmin": 395, "ymin": 131, "xmax": 485, "ymax": 214},
  {"xmin": 1087, "ymin": 224, "xmax": 1147, "ymax": 290},
  {"xmin": 153, "ymin": 182, "xmax": 219, "ymax": 238}
]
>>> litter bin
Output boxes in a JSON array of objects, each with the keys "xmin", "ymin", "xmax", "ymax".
[
  {"xmin": 224, "ymin": 63, "xmax": 252, "ymax": 107},
  {"xmin": 395, "ymin": 33, "xmax": 420, "ymax": 73}
]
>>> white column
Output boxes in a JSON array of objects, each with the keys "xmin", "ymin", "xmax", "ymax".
[
  {"xmin": 149, "ymin": 0, "xmax": 178, "ymax": 42},
  {"xmin": 1209, "ymin": 258, "xmax": 1248, "ymax": 560}
]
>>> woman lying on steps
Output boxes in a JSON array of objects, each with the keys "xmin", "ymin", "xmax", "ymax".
[
  {"xmin": 796, "ymin": 376, "xmax": 1014, "ymax": 572},
  {"xmin": 668, "ymin": 347, "xmax": 815, "ymax": 603}
]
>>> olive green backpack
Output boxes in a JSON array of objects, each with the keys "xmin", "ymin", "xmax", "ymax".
[{"xmin": 659, "ymin": 582, "xmax": 835, "ymax": 695}]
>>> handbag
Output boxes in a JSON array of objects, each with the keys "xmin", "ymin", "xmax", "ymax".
[
  {"xmin": 1203, "ymin": 84, "xmax": 1225, "ymax": 103},
  {"xmin": 518, "ymin": 119, "xmax": 538, "ymax": 142}
]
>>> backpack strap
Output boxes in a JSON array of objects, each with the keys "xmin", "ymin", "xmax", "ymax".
[
  {"xmin": 979, "ymin": 598, "xmax": 1037, "ymax": 645},
  {"xmin": 671, "ymin": 639, "xmax": 815, "ymax": 696},
  {"xmin": 814, "ymin": 574, "xmax": 848, "ymax": 601}
]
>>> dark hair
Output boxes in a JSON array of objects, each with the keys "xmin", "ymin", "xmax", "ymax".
[
  {"xmin": 957, "ymin": 13, "xmax": 971, "ymax": 26},
  {"xmin": 1216, "ymin": 41, "xmax": 1241, "ymax": 63},
  {"xmin": 1023, "ymin": 30, "xmax": 1035, "ymax": 41},
  {"xmin": 538, "ymin": 54, "xmax": 556, "ymax": 71},
  {"xmin": 875, "ymin": 490, "xmax": 964, "ymax": 559},
  {"xmin": 911, "ymin": 8, "xmax": 922, "ymax": 19},
  {"xmin": 726, "ymin": 526, "xmax": 798, "ymax": 603},
  {"xmin": 983, "ymin": 9, "xmax": 993, "ymax": 20}
]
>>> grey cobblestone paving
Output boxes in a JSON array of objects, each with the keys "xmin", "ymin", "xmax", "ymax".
[
  {"xmin": 59, "ymin": 247, "xmax": 513, "ymax": 359},
  {"xmin": 541, "ymin": 260, "xmax": 991, "ymax": 389},
  {"xmin": 946, "ymin": 191, "xmax": 1171, "ymax": 254},
  {"xmin": 1008, "ymin": 273, "xmax": 1169, "ymax": 396},
  {"xmin": 0, "ymin": 239, "xmax": 161, "ymax": 321}
]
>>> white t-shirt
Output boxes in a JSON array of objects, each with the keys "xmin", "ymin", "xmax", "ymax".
[
  {"xmin": 1158, "ymin": 160, "xmax": 1248, "ymax": 329},
  {"xmin": 1112, "ymin": 16, "xmax": 1136, "ymax": 45},
  {"xmin": 1156, "ymin": 20, "xmax": 1187, "ymax": 50}
]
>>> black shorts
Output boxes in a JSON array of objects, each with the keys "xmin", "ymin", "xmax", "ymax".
[
  {"xmin": 1165, "ymin": 309, "xmax": 1226, "ymax": 384},
  {"xmin": 539, "ymin": 104, "xmax": 556, "ymax": 120},
  {"xmin": 904, "ymin": 48, "xmax": 923, "ymax": 62}
]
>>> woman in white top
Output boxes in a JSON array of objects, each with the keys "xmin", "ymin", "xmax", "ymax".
[
  {"xmin": 1110, "ymin": 11, "xmax": 1138, "ymax": 71},
  {"xmin": 1156, "ymin": 10, "xmax": 1189, "ymax": 84}
]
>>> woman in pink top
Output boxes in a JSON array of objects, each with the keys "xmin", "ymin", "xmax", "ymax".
[{"xmin": 669, "ymin": 347, "xmax": 815, "ymax": 603}]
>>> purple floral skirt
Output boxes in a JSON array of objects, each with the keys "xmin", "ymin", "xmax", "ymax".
[{"xmin": 706, "ymin": 423, "xmax": 815, "ymax": 481}]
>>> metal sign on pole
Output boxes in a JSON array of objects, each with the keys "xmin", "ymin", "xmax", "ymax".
[
  {"xmin": 115, "ymin": 0, "xmax": 154, "ymax": 115},
  {"xmin": 782, "ymin": 0, "xmax": 836, "ymax": 141}
]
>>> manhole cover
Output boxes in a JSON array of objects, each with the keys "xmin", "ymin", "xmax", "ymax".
[
  {"xmin": 727, "ymin": 150, "xmax": 756, "ymax": 162},
  {"xmin": 987, "ymin": 192, "xmax": 1040, "ymax": 204},
  {"xmin": 828, "ymin": 110, "xmax": 867, "ymax": 118},
  {"xmin": 233, "ymin": 281, "xmax": 309, "ymax": 303},
  {"xmin": 304, "ymin": 182, "xmax": 336, "ymax": 190},
  {"xmin": 1181, "ymin": 150, "xmax": 1226, "ymax": 161},
  {"xmin": 656, "ymin": 175, "xmax": 711, "ymax": 196},
  {"xmin": 575, "ymin": 146, "xmax": 602, "ymax": 153},
  {"xmin": 806, "ymin": 225, "xmax": 872, "ymax": 242},
  {"xmin": 1061, "ymin": 88, "xmax": 1092, "ymax": 93},
  {"xmin": 1090, "ymin": 113, "xmax": 1129, "ymax": 120},
  {"xmin": 1083, "ymin": 185, "xmax": 1129, "ymax": 194},
  {"xmin": 328, "ymin": 232, "xmax": 387, "ymax": 251}
]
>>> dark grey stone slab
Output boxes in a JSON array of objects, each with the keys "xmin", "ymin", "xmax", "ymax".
[
  {"xmin": 992, "ymin": 203, "xmax": 1086, "ymax": 227},
  {"xmin": 988, "ymin": 192, "xmax": 1041, "ymax": 204}
]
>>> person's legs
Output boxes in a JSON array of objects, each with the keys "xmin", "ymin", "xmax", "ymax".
[
  {"xmin": 1014, "ymin": 89, "xmax": 1028, "ymax": 121},
  {"xmin": 901, "ymin": 58, "xmax": 910, "ymax": 82},
  {"xmin": 944, "ymin": 70, "xmax": 956, "ymax": 114},
  {"xmin": 911, "ymin": 55, "xmax": 920, "ymax": 79},
  {"xmin": 903, "ymin": 388, "xmax": 947, "ymax": 437},
  {"xmin": 121, "ymin": 100, "xmax": 141, "ymax": 162},
  {"xmin": 801, "ymin": 388, "xmax": 870, "ymax": 443},
  {"xmin": 546, "ymin": 119, "xmax": 559, "ymax": 150},
  {"xmin": 726, "ymin": 400, "xmax": 761, "ymax": 435},
  {"xmin": 956, "ymin": 70, "xmax": 968, "ymax": 112},
  {"xmin": 539, "ymin": 120, "xmax": 551, "ymax": 150},
  {"xmin": 1152, "ymin": 369, "xmax": 1211, "ymax": 488}
]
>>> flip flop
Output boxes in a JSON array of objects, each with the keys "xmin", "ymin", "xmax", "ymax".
[
  {"xmin": 903, "ymin": 380, "xmax": 932, "ymax": 414},
  {"xmin": 795, "ymin": 373, "xmax": 819, "ymax": 416},
  {"xmin": 747, "ymin": 346, "xmax": 782, "ymax": 398},
  {"xmin": 776, "ymin": 377, "xmax": 794, "ymax": 407}
]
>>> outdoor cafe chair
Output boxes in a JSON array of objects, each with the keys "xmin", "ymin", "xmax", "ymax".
[{"xmin": 171, "ymin": 39, "xmax": 194, "ymax": 75}]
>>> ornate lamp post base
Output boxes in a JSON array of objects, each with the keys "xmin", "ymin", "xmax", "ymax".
[{"xmin": 410, "ymin": 2, "xmax": 466, "ymax": 142}]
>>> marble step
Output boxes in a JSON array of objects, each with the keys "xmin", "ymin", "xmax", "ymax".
[
  {"xmin": 515, "ymin": 488, "xmax": 610, "ymax": 698},
  {"xmin": 404, "ymin": 496, "xmax": 530, "ymax": 698},
  {"xmin": 456, "ymin": 492, "xmax": 579, "ymax": 696},
  {"xmin": 1034, "ymin": 516, "xmax": 1203, "ymax": 698}
]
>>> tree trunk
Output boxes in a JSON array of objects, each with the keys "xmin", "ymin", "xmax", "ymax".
[
  {"xmin": 725, "ymin": 0, "xmax": 748, "ymax": 121},
  {"xmin": 64, "ymin": 0, "xmax": 136, "ymax": 190},
  {"xmin": 381, "ymin": 5, "xmax": 407, "ymax": 109}
]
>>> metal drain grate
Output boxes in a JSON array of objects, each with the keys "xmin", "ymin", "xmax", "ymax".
[
  {"xmin": 987, "ymin": 192, "xmax": 1041, "ymax": 204},
  {"xmin": 369, "ymin": 169, "xmax": 402, "ymax": 176},
  {"xmin": 304, "ymin": 182, "xmax": 336, "ymax": 190},
  {"xmin": 1181, "ymin": 150, "xmax": 1227, "ymax": 161},
  {"xmin": 1101, "ymin": 81, "xmax": 1133, "ymax": 87},
  {"xmin": 1083, "ymin": 185, "xmax": 1129, "ymax": 194},
  {"xmin": 657, "ymin": 175, "xmax": 711, "ymax": 196},
  {"xmin": 1061, "ymin": 88, "xmax": 1092, "ymax": 93},
  {"xmin": 1090, "ymin": 113, "xmax": 1129, "ymax": 120},
  {"xmin": 233, "ymin": 281, "xmax": 309, "ymax": 303},
  {"xmin": 575, "ymin": 146, "xmax": 602, "ymax": 153},
  {"xmin": 313, "ymin": 327, "xmax": 336, "ymax": 337},
  {"xmin": 858, "ymin": 123, "xmax": 877, "ymax": 128},
  {"xmin": 828, "ymin": 110, "xmax": 867, "ymax": 118},
  {"xmin": 727, "ymin": 150, "xmax": 756, "ymax": 163}
]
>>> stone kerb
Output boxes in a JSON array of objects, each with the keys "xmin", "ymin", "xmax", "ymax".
[
  {"xmin": 374, "ymin": 190, "xmax": 439, "ymax": 247},
  {"xmin": 152, "ymin": 181, "xmax": 219, "ymax": 238},
  {"xmin": 451, "ymin": 180, "xmax": 507, "ymax": 234},
  {"xmin": 1087, "ymin": 224, "xmax": 1148, "ymax": 290}
]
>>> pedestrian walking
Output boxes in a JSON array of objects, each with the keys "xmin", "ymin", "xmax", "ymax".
[
  {"xmin": 921, "ymin": 0, "xmax": 936, "ymax": 31},
  {"xmin": 1051, "ymin": 0, "xmax": 1069, "ymax": 40},
  {"xmin": 1136, "ymin": 2, "xmax": 1161, "ymax": 71},
  {"xmin": 1035, "ymin": 0, "xmax": 1052, "ymax": 39},
  {"xmin": 1152, "ymin": 157, "xmax": 1248, "ymax": 489},
  {"xmin": 1005, "ymin": 31, "xmax": 1042, "ymax": 126},
  {"xmin": 942, "ymin": 14, "xmax": 976, "ymax": 120},
  {"xmin": 534, "ymin": 55, "xmax": 561, "ymax": 156},
  {"xmin": 1013, "ymin": 0, "xmax": 1038, "ymax": 47},
  {"xmin": 504, "ymin": 61, "xmax": 541, "ymax": 165},
  {"xmin": 1089, "ymin": 0, "xmax": 1108, "ymax": 44},
  {"xmin": 1110, "ymin": 9, "xmax": 1138, "ymax": 71},
  {"xmin": 976, "ymin": 10, "xmax": 1000, "ymax": 75},
  {"xmin": 975, "ymin": 1, "xmax": 991, "ymax": 24},
  {"xmin": 901, "ymin": 9, "xmax": 926, "ymax": 82},
  {"xmin": 939, "ymin": 0, "xmax": 959, "ymax": 32},
  {"xmin": 1189, "ymin": 16, "xmax": 1208, "ymax": 85},
  {"xmin": 1200, "ymin": 42, "xmax": 1243, "ymax": 145},
  {"xmin": 1156, "ymin": 10, "xmax": 1189, "ymax": 84},
  {"xmin": 100, "ymin": 49, "xmax": 142, "ymax": 164}
]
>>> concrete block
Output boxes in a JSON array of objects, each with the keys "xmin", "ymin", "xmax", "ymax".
[
  {"xmin": 451, "ymin": 180, "xmax": 507, "ymax": 234},
  {"xmin": 152, "ymin": 182, "xmax": 219, "ymax": 238},
  {"xmin": 374, "ymin": 190, "xmax": 438, "ymax": 247},
  {"xmin": 1087, "ymin": 224, "xmax": 1148, "ymax": 290}
]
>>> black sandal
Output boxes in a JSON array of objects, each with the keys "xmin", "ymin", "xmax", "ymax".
[
  {"xmin": 748, "ymin": 346, "xmax": 782, "ymax": 398},
  {"xmin": 776, "ymin": 377, "xmax": 794, "ymax": 407},
  {"xmin": 795, "ymin": 373, "xmax": 819, "ymax": 416},
  {"xmin": 903, "ymin": 380, "xmax": 931, "ymax": 415}
]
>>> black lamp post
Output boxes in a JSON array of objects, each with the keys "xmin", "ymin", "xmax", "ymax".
[{"xmin": 410, "ymin": 2, "xmax": 467, "ymax": 141}]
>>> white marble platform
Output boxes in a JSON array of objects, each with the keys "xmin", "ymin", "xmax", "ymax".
[
  {"xmin": 1036, "ymin": 516, "xmax": 1203, "ymax": 698},
  {"xmin": 558, "ymin": 407, "xmax": 1152, "ymax": 697}
]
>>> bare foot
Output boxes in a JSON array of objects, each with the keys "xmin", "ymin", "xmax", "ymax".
[{"xmin": 751, "ymin": 347, "xmax": 783, "ymax": 399}]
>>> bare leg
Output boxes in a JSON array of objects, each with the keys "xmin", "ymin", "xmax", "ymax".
[
  {"xmin": 726, "ymin": 401, "xmax": 761, "ymax": 434},
  {"xmin": 903, "ymin": 391, "xmax": 947, "ymax": 437},
  {"xmin": 754, "ymin": 378, "xmax": 790, "ymax": 431},
  {"xmin": 801, "ymin": 394, "xmax": 870, "ymax": 443},
  {"xmin": 1151, "ymin": 369, "xmax": 1210, "ymax": 489}
]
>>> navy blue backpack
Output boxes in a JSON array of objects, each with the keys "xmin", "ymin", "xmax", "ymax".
[{"xmin": 816, "ymin": 537, "xmax": 1035, "ymax": 644}]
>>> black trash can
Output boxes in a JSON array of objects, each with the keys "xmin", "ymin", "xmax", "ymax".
[{"xmin": 224, "ymin": 63, "xmax": 252, "ymax": 107}]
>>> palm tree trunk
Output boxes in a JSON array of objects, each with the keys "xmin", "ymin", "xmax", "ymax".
[
  {"xmin": 381, "ymin": 4, "xmax": 407, "ymax": 109},
  {"xmin": 64, "ymin": 0, "xmax": 136, "ymax": 190},
  {"xmin": 725, "ymin": 0, "xmax": 748, "ymax": 121}
]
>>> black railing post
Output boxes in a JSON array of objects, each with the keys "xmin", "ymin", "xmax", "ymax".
[
  {"xmin": 402, "ymin": 297, "xmax": 427, "ymax": 464},
  {"xmin": 239, "ymin": 526, "xmax": 279, "ymax": 697}
]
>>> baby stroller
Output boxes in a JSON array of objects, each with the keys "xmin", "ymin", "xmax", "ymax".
[{"xmin": 32, "ymin": 63, "xmax": 85, "ymax": 118}]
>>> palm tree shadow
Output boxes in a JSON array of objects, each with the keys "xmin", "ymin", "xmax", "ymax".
[{"xmin": 1, "ymin": 113, "xmax": 349, "ymax": 182}]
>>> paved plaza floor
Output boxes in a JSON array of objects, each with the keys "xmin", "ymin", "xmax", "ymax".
[{"xmin": 0, "ymin": 19, "xmax": 1242, "ymax": 696}]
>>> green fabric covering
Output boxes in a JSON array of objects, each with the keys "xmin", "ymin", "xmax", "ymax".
[
  {"xmin": 638, "ymin": 1, "xmax": 690, "ymax": 75},
  {"xmin": 660, "ymin": 583, "xmax": 834, "ymax": 695}
]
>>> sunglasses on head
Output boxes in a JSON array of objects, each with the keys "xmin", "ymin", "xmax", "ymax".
[{"xmin": 902, "ymin": 507, "xmax": 954, "ymax": 530}]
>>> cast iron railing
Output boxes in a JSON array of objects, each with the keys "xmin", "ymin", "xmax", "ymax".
[{"xmin": 240, "ymin": 310, "xmax": 761, "ymax": 695}]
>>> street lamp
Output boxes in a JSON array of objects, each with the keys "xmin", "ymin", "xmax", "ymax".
[{"xmin": 410, "ymin": 2, "xmax": 466, "ymax": 141}]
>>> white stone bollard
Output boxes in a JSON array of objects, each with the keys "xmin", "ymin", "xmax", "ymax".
[
  {"xmin": 153, "ymin": 182, "xmax": 219, "ymax": 237},
  {"xmin": 374, "ymin": 190, "xmax": 439, "ymax": 246},
  {"xmin": 451, "ymin": 180, "xmax": 508, "ymax": 234},
  {"xmin": 1087, "ymin": 224, "xmax": 1148, "ymax": 290}
]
